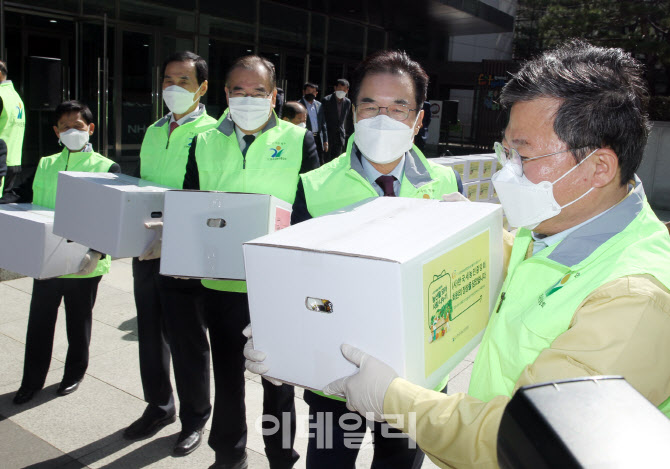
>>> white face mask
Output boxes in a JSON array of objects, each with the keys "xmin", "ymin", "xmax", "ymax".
[
  {"xmin": 163, "ymin": 84, "xmax": 201, "ymax": 115},
  {"xmin": 353, "ymin": 114, "xmax": 419, "ymax": 165},
  {"xmin": 335, "ymin": 90, "xmax": 347, "ymax": 99},
  {"xmin": 59, "ymin": 128, "xmax": 90, "ymax": 151},
  {"xmin": 492, "ymin": 148, "xmax": 598, "ymax": 230},
  {"xmin": 228, "ymin": 96, "xmax": 272, "ymax": 131},
  {"xmin": 297, "ymin": 122, "xmax": 307, "ymax": 128}
]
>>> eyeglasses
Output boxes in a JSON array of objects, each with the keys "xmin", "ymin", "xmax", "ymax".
[
  {"xmin": 493, "ymin": 141, "xmax": 585, "ymax": 177},
  {"xmin": 355, "ymin": 102, "xmax": 419, "ymax": 121},
  {"xmin": 229, "ymin": 91, "xmax": 271, "ymax": 99}
]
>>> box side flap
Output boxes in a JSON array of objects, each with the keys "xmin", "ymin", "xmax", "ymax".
[
  {"xmin": 246, "ymin": 243, "xmax": 402, "ymax": 263},
  {"xmin": 58, "ymin": 171, "xmax": 172, "ymax": 192}
]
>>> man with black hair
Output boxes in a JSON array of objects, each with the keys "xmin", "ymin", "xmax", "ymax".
[
  {"xmin": 12, "ymin": 100, "xmax": 119, "ymax": 405},
  {"xmin": 321, "ymin": 78, "xmax": 354, "ymax": 163},
  {"xmin": 281, "ymin": 101, "xmax": 307, "ymax": 127},
  {"xmin": 0, "ymin": 60, "xmax": 26, "ymax": 203},
  {"xmin": 181, "ymin": 54, "xmax": 318, "ymax": 469},
  {"xmin": 124, "ymin": 51, "xmax": 217, "ymax": 457},
  {"xmin": 299, "ymin": 82, "xmax": 328, "ymax": 163},
  {"xmin": 320, "ymin": 40, "xmax": 670, "ymax": 469}
]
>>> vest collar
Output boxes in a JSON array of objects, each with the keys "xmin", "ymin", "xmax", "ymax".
[
  {"xmin": 349, "ymin": 144, "xmax": 433, "ymax": 188},
  {"xmin": 216, "ymin": 110, "xmax": 278, "ymax": 137},
  {"xmin": 547, "ymin": 175, "xmax": 646, "ymax": 266},
  {"xmin": 155, "ymin": 103, "xmax": 206, "ymax": 128}
]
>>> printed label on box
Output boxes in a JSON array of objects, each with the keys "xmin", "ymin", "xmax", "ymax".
[
  {"xmin": 482, "ymin": 161, "xmax": 494, "ymax": 179},
  {"xmin": 469, "ymin": 161, "xmax": 480, "ymax": 179},
  {"xmin": 479, "ymin": 181, "xmax": 490, "ymax": 200},
  {"xmin": 466, "ymin": 184, "xmax": 478, "ymax": 201},
  {"xmin": 423, "ymin": 230, "xmax": 490, "ymax": 377},
  {"xmin": 453, "ymin": 164, "xmax": 465, "ymax": 178},
  {"xmin": 275, "ymin": 206, "xmax": 291, "ymax": 231}
]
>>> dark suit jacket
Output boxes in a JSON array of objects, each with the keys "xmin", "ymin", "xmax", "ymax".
[
  {"xmin": 321, "ymin": 93, "xmax": 354, "ymax": 149},
  {"xmin": 298, "ymin": 97, "xmax": 328, "ymax": 144}
]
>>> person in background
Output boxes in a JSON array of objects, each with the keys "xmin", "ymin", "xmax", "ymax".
[
  {"xmin": 414, "ymin": 101, "xmax": 431, "ymax": 152},
  {"xmin": 321, "ymin": 40, "xmax": 670, "ymax": 469},
  {"xmin": 321, "ymin": 78, "xmax": 354, "ymax": 163},
  {"xmin": 0, "ymin": 60, "xmax": 26, "ymax": 203},
  {"xmin": 299, "ymin": 82, "xmax": 328, "ymax": 164},
  {"xmin": 281, "ymin": 101, "xmax": 307, "ymax": 128},
  {"xmin": 181, "ymin": 55, "xmax": 319, "ymax": 469},
  {"xmin": 246, "ymin": 50, "xmax": 462, "ymax": 469},
  {"xmin": 12, "ymin": 100, "xmax": 120, "ymax": 405},
  {"xmin": 123, "ymin": 51, "xmax": 217, "ymax": 458}
]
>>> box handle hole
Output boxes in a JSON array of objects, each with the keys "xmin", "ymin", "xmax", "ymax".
[
  {"xmin": 207, "ymin": 218, "xmax": 227, "ymax": 228},
  {"xmin": 305, "ymin": 297, "xmax": 333, "ymax": 313},
  {"xmin": 151, "ymin": 211, "xmax": 163, "ymax": 218}
]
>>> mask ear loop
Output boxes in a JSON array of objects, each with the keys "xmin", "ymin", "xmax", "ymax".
[{"xmin": 552, "ymin": 148, "xmax": 599, "ymax": 209}]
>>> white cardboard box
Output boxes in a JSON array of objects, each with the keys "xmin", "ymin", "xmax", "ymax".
[
  {"xmin": 478, "ymin": 179, "xmax": 492, "ymax": 201},
  {"xmin": 244, "ymin": 197, "xmax": 504, "ymax": 391},
  {"xmin": 53, "ymin": 172, "xmax": 170, "ymax": 259},
  {"xmin": 462, "ymin": 155, "xmax": 482, "ymax": 181},
  {"xmin": 0, "ymin": 203, "xmax": 89, "ymax": 279},
  {"xmin": 160, "ymin": 191, "xmax": 292, "ymax": 280},
  {"xmin": 463, "ymin": 181, "xmax": 480, "ymax": 201}
]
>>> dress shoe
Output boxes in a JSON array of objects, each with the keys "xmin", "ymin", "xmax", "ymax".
[
  {"xmin": 13, "ymin": 387, "xmax": 38, "ymax": 405},
  {"xmin": 173, "ymin": 428, "xmax": 203, "ymax": 456},
  {"xmin": 123, "ymin": 411, "xmax": 177, "ymax": 440},
  {"xmin": 209, "ymin": 451, "xmax": 248, "ymax": 469},
  {"xmin": 57, "ymin": 379, "xmax": 82, "ymax": 396}
]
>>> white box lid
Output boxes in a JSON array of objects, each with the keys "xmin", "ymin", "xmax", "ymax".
[{"xmin": 246, "ymin": 197, "xmax": 501, "ymax": 263}]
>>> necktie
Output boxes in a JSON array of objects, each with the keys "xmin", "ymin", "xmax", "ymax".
[
  {"xmin": 376, "ymin": 175, "xmax": 397, "ymax": 197},
  {"xmin": 242, "ymin": 134, "xmax": 256, "ymax": 157},
  {"xmin": 169, "ymin": 121, "xmax": 179, "ymax": 136}
]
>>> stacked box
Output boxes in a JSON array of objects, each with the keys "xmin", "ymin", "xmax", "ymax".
[
  {"xmin": 244, "ymin": 197, "xmax": 504, "ymax": 391},
  {"xmin": 160, "ymin": 191, "xmax": 292, "ymax": 280},
  {"xmin": 0, "ymin": 204, "xmax": 89, "ymax": 279}
]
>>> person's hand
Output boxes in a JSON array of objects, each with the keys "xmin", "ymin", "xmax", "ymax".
[
  {"xmin": 242, "ymin": 324, "xmax": 283, "ymax": 386},
  {"xmin": 323, "ymin": 141, "xmax": 329, "ymax": 153},
  {"xmin": 139, "ymin": 221, "xmax": 163, "ymax": 261},
  {"xmin": 76, "ymin": 249, "xmax": 102, "ymax": 276},
  {"xmin": 441, "ymin": 192, "xmax": 470, "ymax": 203},
  {"xmin": 322, "ymin": 344, "xmax": 399, "ymax": 421}
]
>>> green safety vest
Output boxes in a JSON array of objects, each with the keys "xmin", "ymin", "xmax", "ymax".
[
  {"xmin": 302, "ymin": 137, "xmax": 458, "ymax": 217},
  {"xmin": 302, "ymin": 138, "xmax": 459, "ymax": 400},
  {"xmin": 469, "ymin": 179, "xmax": 670, "ymax": 418},
  {"xmin": 140, "ymin": 107, "xmax": 216, "ymax": 188},
  {"xmin": 193, "ymin": 110, "xmax": 307, "ymax": 293},
  {"xmin": 32, "ymin": 147, "xmax": 116, "ymax": 278},
  {"xmin": 0, "ymin": 81, "xmax": 26, "ymax": 168}
]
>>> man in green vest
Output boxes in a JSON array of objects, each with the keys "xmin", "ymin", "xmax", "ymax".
[
  {"xmin": 255, "ymin": 50, "xmax": 460, "ymax": 469},
  {"xmin": 11, "ymin": 100, "xmax": 119, "ymax": 405},
  {"xmin": 317, "ymin": 40, "xmax": 670, "ymax": 468},
  {"xmin": 123, "ymin": 51, "xmax": 217, "ymax": 458},
  {"xmin": 0, "ymin": 60, "xmax": 26, "ymax": 203},
  {"xmin": 181, "ymin": 55, "xmax": 319, "ymax": 469}
]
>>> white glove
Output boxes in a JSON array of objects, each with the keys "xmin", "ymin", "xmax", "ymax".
[
  {"xmin": 441, "ymin": 192, "xmax": 470, "ymax": 203},
  {"xmin": 139, "ymin": 221, "xmax": 163, "ymax": 261},
  {"xmin": 322, "ymin": 344, "xmax": 399, "ymax": 422},
  {"xmin": 242, "ymin": 324, "xmax": 283, "ymax": 386},
  {"xmin": 76, "ymin": 250, "xmax": 102, "ymax": 276}
]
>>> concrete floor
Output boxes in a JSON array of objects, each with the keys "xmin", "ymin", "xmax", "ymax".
[{"xmin": 0, "ymin": 259, "xmax": 477, "ymax": 468}]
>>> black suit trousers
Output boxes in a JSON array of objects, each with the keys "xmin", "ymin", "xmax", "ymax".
[
  {"xmin": 304, "ymin": 390, "xmax": 425, "ymax": 469},
  {"xmin": 21, "ymin": 275, "xmax": 102, "ymax": 389},
  {"xmin": 203, "ymin": 289, "xmax": 299, "ymax": 469},
  {"xmin": 131, "ymin": 258, "xmax": 174, "ymax": 415}
]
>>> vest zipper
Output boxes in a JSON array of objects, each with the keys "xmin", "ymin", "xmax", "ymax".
[{"xmin": 495, "ymin": 292, "xmax": 506, "ymax": 313}]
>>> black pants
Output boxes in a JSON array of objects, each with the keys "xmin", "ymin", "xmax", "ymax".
[
  {"xmin": 157, "ymin": 275, "xmax": 210, "ymax": 433},
  {"xmin": 324, "ymin": 138, "xmax": 345, "ymax": 165},
  {"xmin": 304, "ymin": 390, "xmax": 425, "ymax": 469},
  {"xmin": 0, "ymin": 165, "xmax": 21, "ymax": 203},
  {"xmin": 131, "ymin": 258, "xmax": 174, "ymax": 416},
  {"xmin": 195, "ymin": 289, "xmax": 298, "ymax": 468},
  {"xmin": 21, "ymin": 275, "xmax": 102, "ymax": 390}
]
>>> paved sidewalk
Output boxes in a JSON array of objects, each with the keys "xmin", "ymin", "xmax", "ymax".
[{"xmin": 0, "ymin": 259, "xmax": 477, "ymax": 468}]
